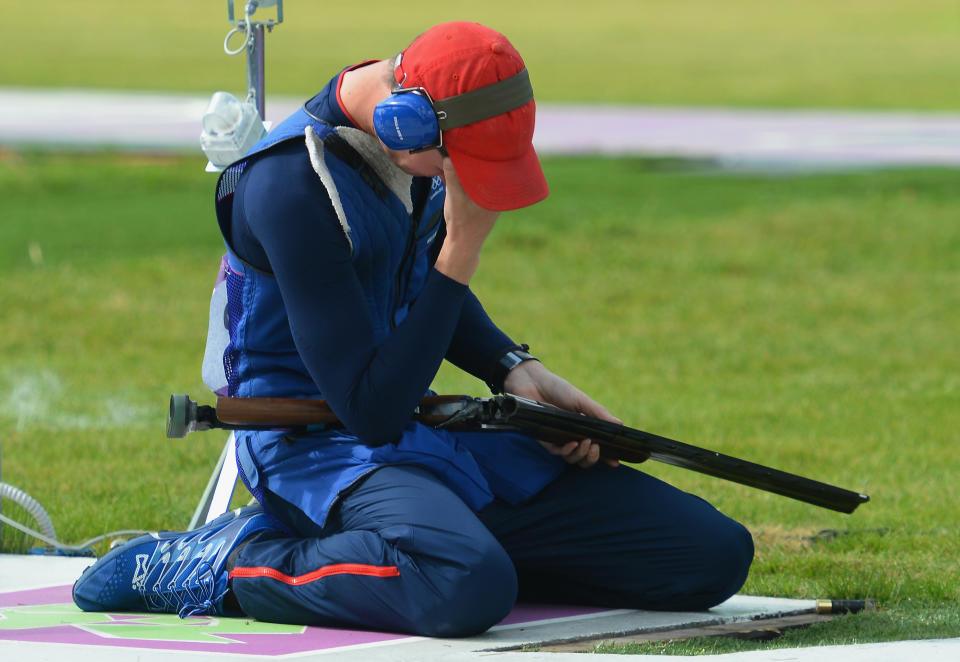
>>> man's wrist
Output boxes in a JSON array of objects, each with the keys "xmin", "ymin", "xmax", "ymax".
[
  {"xmin": 433, "ymin": 241, "xmax": 482, "ymax": 285},
  {"xmin": 486, "ymin": 344, "xmax": 539, "ymax": 394}
]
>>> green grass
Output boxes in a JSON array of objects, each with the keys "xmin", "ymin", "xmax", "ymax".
[
  {"xmin": 1, "ymin": 151, "xmax": 958, "ymax": 652},
  {"xmin": 2, "ymin": 0, "xmax": 959, "ymax": 109}
]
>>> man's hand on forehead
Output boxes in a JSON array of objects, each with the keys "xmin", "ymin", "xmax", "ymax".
[{"xmin": 431, "ymin": 158, "xmax": 499, "ymax": 285}]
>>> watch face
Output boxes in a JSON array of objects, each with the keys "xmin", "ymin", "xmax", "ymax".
[{"xmin": 502, "ymin": 350, "xmax": 534, "ymax": 370}]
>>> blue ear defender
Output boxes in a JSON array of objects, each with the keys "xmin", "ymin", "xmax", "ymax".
[
  {"xmin": 372, "ymin": 88, "xmax": 441, "ymax": 151},
  {"xmin": 372, "ymin": 54, "xmax": 534, "ymax": 154}
]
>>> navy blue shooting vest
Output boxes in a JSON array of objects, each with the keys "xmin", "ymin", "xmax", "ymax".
[
  {"xmin": 202, "ymin": 108, "xmax": 561, "ymax": 526},
  {"xmin": 211, "ymin": 108, "xmax": 445, "ymax": 400}
]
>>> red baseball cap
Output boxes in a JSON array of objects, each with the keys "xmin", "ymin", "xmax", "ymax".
[{"xmin": 396, "ymin": 22, "xmax": 549, "ymax": 211}]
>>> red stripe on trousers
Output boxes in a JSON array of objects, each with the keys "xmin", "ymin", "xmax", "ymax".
[{"xmin": 229, "ymin": 563, "xmax": 400, "ymax": 585}]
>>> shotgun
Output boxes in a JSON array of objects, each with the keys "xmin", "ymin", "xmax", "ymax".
[{"xmin": 167, "ymin": 393, "xmax": 870, "ymax": 514}]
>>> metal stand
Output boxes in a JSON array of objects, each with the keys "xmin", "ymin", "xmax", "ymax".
[
  {"xmin": 189, "ymin": 432, "xmax": 239, "ymax": 529},
  {"xmin": 248, "ymin": 25, "xmax": 266, "ymax": 120},
  {"xmin": 227, "ymin": 0, "xmax": 283, "ymax": 121}
]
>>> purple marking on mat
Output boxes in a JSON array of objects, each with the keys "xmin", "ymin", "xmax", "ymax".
[
  {"xmin": 496, "ymin": 602, "xmax": 613, "ymax": 626},
  {"xmin": 0, "ymin": 585, "xmax": 612, "ymax": 655},
  {"xmin": 0, "ymin": 585, "xmax": 408, "ymax": 654},
  {"xmin": 0, "ymin": 622, "xmax": 408, "ymax": 655},
  {"xmin": 0, "ymin": 585, "xmax": 72, "ymax": 608}
]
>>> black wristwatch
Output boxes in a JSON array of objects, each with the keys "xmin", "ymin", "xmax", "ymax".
[{"xmin": 486, "ymin": 344, "xmax": 539, "ymax": 394}]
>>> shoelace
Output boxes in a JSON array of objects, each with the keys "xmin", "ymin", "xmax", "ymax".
[
  {"xmin": 178, "ymin": 561, "xmax": 218, "ymax": 618},
  {"xmin": 141, "ymin": 559, "xmax": 221, "ymax": 618}
]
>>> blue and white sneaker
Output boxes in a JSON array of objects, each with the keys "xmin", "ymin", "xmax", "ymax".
[{"xmin": 73, "ymin": 505, "xmax": 275, "ymax": 617}]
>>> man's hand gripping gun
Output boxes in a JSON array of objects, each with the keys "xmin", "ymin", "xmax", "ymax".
[{"xmin": 167, "ymin": 393, "xmax": 870, "ymax": 514}]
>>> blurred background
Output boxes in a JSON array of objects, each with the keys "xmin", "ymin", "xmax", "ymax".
[
  {"xmin": 2, "ymin": 0, "xmax": 958, "ymax": 107},
  {"xmin": 4, "ymin": 1, "xmax": 959, "ymax": 164}
]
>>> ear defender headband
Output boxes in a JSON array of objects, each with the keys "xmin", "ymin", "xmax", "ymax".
[{"xmin": 373, "ymin": 55, "xmax": 534, "ymax": 153}]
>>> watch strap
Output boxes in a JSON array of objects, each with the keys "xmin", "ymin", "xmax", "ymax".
[{"xmin": 486, "ymin": 344, "xmax": 539, "ymax": 394}]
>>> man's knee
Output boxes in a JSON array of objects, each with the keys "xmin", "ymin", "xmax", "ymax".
[
  {"xmin": 678, "ymin": 516, "xmax": 754, "ymax": 610},
  {"xmin": 607, "ymin": 510, "xmax": 753, "ymax": 612},
  {"xmin": 416, "ymin": 536, "xmax": 518, "ymax": 638}
]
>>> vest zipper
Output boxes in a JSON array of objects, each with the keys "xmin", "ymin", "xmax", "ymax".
[{"xmin": 390, "ymin": 180, "xmax": 431, "ymax": 329}]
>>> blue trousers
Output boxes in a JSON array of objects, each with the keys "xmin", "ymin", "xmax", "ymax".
[{"xmin": 229, "ymin": 463, "xmax": 753, "ymax": 637}]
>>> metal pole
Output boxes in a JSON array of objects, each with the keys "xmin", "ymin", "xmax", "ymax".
[{"xmin": 247, "ymin": 24, "xmax": 266, "ymax": 120}]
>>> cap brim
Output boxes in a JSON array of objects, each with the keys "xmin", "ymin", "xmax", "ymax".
[{"xmin": 448, "ymin": 143, "xmax": 549, "ymax": 212}]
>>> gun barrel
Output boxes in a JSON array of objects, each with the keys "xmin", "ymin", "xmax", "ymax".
[{"xmin": 498, "ymin": 397, "xmax": 869, "ymax": 514}]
